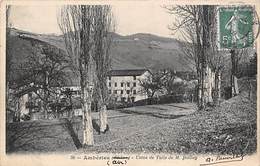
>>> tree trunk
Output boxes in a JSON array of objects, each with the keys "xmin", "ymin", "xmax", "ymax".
[
  {"xmin": 211, "ymin": 70, "xmax": 216, "ymax": 102},
  {"xmin": 99, "ymin": 104, "xmax": 108, "ymax": 133},
  {"xmin": 215, "ymin": 71, "xmax": 221, "ymax": 105},
  {"xmin": 234, "ymin": 76, "xmax": 239, "ymax": 95},
  {"xmin": 198, "ymin": 67, "xmax": 204, "ymax": 109},
  {"xmin": 230, "ymin": 49, "xmax": 239, "ymax": 97},
  {"xmin": 28, "ymin": 93, "xmax": 33, "ymax": 120},
  {"xmin": 218, "ymin": 72, "xmax": 221, "ymax": 100},
  {"xmin": 248, "ymin": 78, "xmax": 252, "ymax": 100},
  {"xmin": 82, "ymin": 86, "xmax": 94, "ymax": 146},
  {"xmin": 231, "ymin": 75, "xmax": 239, "ymax": 96},
  {"xmin": 43, "ymin": 100, "xmax": 48, "ymax": 119},
  {"xmin": 204, "ymin": 65, "xmax": 213, "ymax": 104},
  {"xmin": 198, "ymin": 82, "xmax": 201, "ymax": 106},
  {"xmin": 69, "ymin": 96, "xmax": 73, "ymax": 118},
  {"xmin": 44, "ymin": 71, "xmax": 49, "ymax": 119}
]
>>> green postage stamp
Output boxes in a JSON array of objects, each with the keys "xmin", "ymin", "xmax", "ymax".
[{"xmin": 218, "ymin": 6, "xmax": 254, "ymax": 49}]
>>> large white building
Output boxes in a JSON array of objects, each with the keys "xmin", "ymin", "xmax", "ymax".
[
  {"xmin": 59, "ymin": 69, "xmax": 152, "ymax": 103},
  {"xmin": 107, "ymin": 69, "xmax": 152, "ymax": 102},
  {"xmin": 7, "ymin": 69, "xmax": 152, "ymax": 121}
]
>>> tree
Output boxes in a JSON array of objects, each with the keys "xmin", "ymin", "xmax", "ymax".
[
  {"xmin": 59, "ymin": 5, "xmax": 111, "ymax": 145},
  {"xmin": 92, "ymin": 6, "xmax": 115, "ymax": 133},
  {"xmin": 165, "ymin": 5, "xmax": 225, "ymax": 108},
  {"xmin": 159, "ymin": 69, "xmax": 178, "ymax": 95},
  {"xmin": 139, "ymin": 72, "xmax": 163, "ymax": 104},
  {"xmin": 13, "ymin": 42, "xmax": 69, "ymax": 119}
]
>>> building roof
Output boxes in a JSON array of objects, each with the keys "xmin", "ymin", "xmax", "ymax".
[
  {"xmin": 108, "ymin": 69, "xmax": 150, "ymax": 76},
  {"xmin": 14, "ymin": 86, "xmax": 38, "ymax": 97}
]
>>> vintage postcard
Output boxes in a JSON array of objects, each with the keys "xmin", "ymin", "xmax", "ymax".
[{"xmin": 0, "ymin": 0, "xmax": 259, "ymax": 166}]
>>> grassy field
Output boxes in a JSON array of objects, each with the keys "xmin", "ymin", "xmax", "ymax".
[
  {"xmin": 83, "ymin": 94, "xmax": 256, "ymax": 154},
  {"xmin": 6, "ymin": 94, "xmax": 256, "ymax": 155}
]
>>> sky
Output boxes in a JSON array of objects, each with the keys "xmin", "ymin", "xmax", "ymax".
[{"xmin": 9, "ymin": 4, "xmax": 175, "ymax": 38}]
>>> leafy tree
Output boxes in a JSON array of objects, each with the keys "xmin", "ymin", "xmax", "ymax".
[
  {"xmin": 139, "ymin": 72, "xmax": 164, "ymax": 103},
  {"xmin": 159, "ymin": 69, "xmax": 178, "ymax": 95}
]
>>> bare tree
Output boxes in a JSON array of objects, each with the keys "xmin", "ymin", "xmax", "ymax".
[
  {"xmin": 9, "ymin": 42, "xmax": 69, "ymax": 120},
  {"xmin": 92, "ymin": 6, "xmax": 115, "ymax": 133},
  {"xmin": 58, "ymin": 5, "xmax": 99, "ymax": 146},
  {"xmin": 230, "ymin": 48, "xmax": 252, "ymax": 96},
  {"xmin": 165, "ymin": 5, "xmax": 225, "ymax": 108},
  {"xmin": 25, "ymin": 44, "xmax": 69, "ymax": 119}
]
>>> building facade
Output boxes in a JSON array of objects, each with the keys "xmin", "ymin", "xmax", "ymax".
[
  {"xmin": 7, "ymin": 69, "xmax": 152, "ymax": 122},
  {"xmin": 107, "ymin": 69, "xmax": 151, "ymax": 102},
  {"xmin": 61, "ymin": 69, "xmax": 152, "ymax": 103}
]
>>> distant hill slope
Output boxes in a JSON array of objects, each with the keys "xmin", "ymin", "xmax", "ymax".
[{"xmin": 8, "ymin": 28, "xmax": 194, "ymax": 72}]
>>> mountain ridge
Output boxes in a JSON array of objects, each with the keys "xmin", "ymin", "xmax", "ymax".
[{"xmin": 8, "ymin": 28, "xmax": 194, "ymax": 72}]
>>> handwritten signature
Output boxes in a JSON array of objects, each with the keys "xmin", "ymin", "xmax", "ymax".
[{"xmin": 200, "ymin": 154, "xmax": 245, "ymax": 166}]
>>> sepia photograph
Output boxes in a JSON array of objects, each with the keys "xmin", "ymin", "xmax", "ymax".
[{"xmin": 1, "ymin": 1, "xmax": 259, "ymax": 166}]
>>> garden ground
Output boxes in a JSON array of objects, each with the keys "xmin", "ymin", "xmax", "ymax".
[{"xmin": 6, "ymin": 93, "xmax": 256, "ymax": 155}]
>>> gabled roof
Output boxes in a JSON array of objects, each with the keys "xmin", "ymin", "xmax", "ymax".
[{"xmin": 108, "ymin": 69, "xmax": 150, "ymax": 76}]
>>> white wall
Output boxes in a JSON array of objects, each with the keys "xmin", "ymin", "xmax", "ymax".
[
  {"xmin": 19, "ymin": 93, "xmax": 29, "ymax": 116},
  {"xmin": 107, "ymin": 71, "xmax": 151, "ymax": 102},
  {"xmin": 59, "ymin": 71, "xmax": 151, "ymax": 102}
]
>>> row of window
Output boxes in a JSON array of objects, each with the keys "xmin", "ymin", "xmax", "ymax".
[
  {"xmin": 108, "ymin": 82, "xmax": 137, "ymax": 87},
  {"xmin": 119, "ymin": 97, "xmax": 135, "ymax": 102},
  {"xmin": 108, "ymin": 89, "xmax": 137, "ymax": 95},
  {"xmin": 109, "ymin": 76, "xmax": 137, "ymax": 80}
]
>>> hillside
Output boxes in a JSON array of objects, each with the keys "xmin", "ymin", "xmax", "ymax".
[{"xmin": 8, "ymin": 28, "xmax": 194, "ymax": 72}]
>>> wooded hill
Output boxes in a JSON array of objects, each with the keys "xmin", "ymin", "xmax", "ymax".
[{"xmin": 8, "ymin": 28, "xmax": 194, "ymax": 73}]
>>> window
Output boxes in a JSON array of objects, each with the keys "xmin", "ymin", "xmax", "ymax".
[
  {"xmin": 109, "ymin": 82, "xmax": 111, "ymax": 87},
  {"xmin": 133, "ymin": 76, "xmax": 136, "ymax": 80},
  {"xmin": 133, "ymin": 90, "xmax": 136, "ymax": 94},
  {"xmin": 108, "ymin": 90, "xmax": 111, "ymax": 94},
  {"xmin": 131, "ymin": 97, "xmax": 135, "ymax": 102},
  {"xmin": 127, "ymin": 82, "xmax": 130, "ymax": 87},
  {"xmin": 114, "ymin": 90, "xmax": 117, "ymax": 94},
  {"xmin": 133, "ymin": 82, "xmax": 136, "ymax": 87},
  {"xmin": 115, "ymin": 82, "xmax": 117, "ymax": 87},
  {"xmin": 121, "ymin": 82, "xmax": 124, "ymax": 87},
  {"xmin": 121, "ymin": 90, "xmax": 123, "ymax": 94},
  {"xmin": 108, "ymin": 76, "xmax": 111, "ymax": 80},
  {"xmin": 126, "ymin": 90, "xmax": 130, "ymax": 94},
  {"xmin": 121, "ymin": 97, "xmax": 126, "ymax": 102}
]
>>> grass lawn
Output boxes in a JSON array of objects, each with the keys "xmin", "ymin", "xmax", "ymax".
[
  {"xmin": 6, "ymin": 94, "xmax": 256, "ymax": 155},
  {"xmin": 82, "ymin": 94, "xmax": 256, "ymax": 155}
]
